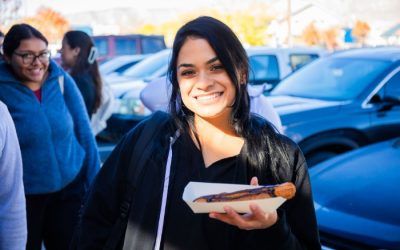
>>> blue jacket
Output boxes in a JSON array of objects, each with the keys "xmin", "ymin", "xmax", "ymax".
[{"xmin": 0, "ymin": 60, "xmax": 100, "ymax": 194}]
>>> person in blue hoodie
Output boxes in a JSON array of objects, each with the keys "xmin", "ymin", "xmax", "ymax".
[
  {"xmin": 0, "ymin": 100, "xmax": 27, "ymax": 250},
  {"xmin": 0, "ymin": 24, "xmax": 100, "ymax": 250}
]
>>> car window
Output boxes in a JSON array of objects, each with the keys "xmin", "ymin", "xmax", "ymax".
[
  {"xmin": 382, "ymin": 70, "xmax": 400, "ymax": 98},
  {"xmin": 289, "ymin": 54, "xmax": 319, "ymax": 71},
  {"xmin": 115, "ymin": 38, "xmax": 138, "ymax": 55},
  {"xmin": 141, "ymin": 37, "xmax": 165, "ymax": 54},
  {"xmin": 94, "ymin": 38, "xmax": 108, "ymax": 56},
  {"xmin": 271, "ymin": 57, "xmax": 391, "ymax": 101},
  {"xmin": 249, "ymin": 55, "xmax": 280, "ymax": 85}
]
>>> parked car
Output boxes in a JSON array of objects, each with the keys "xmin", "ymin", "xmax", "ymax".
[
  {"xmin": 106, "ymin": 47, "xmax": 325, "ymax": 95},
  {"xmin": 99, "ymin": 54, "xmax": 148, "ymax": 76},
  {"xmin": 310, "ymin": 137, "xmax": 400, "ymax": 249},
  {"xmin": 99, "ymin": 47, "xmax": 325, "ymax": 142},
  {"xmin": 246, "ymin": 46, "xmax": 326, "ymax": 88},
  {"xmin": 104, "ymin": 49, "xmax": 171, "ymax": 98},
  {"xmin": 93, "ymin": 34, "xmax": 166, "ymax": 63},
  {"xmin": 268, "ymin": 47, "xmax": 400, "ymax": 166}
]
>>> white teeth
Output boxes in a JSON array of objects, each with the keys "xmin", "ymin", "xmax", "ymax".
[{"xmin": 196, "ymin": 92, "xmax": 222, "ymax": 101}]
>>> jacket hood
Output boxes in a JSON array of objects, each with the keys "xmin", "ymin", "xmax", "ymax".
[{"xmin": 0, "ymin": 60, "xmax": 64, "ymax": 85}]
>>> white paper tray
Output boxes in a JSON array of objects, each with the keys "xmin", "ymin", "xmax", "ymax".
[{"xmin": 183, "ymin": 181, "xmax": 286, "ymax": 213}]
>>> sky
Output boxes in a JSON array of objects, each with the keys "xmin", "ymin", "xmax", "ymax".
[
  {"xmin": 24, "ymin": 0, "xmax": 219, "ymax": 15},
  {"xmin": 25, "ymin": 0, "xmax": 140, "ymax": 15}
]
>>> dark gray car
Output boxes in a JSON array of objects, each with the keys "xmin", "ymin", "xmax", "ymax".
[{"xmin": 269, "ymin": 47, "xmax": 400, "ymax": 166}]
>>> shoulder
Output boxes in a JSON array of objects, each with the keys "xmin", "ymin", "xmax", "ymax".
[
  {"xmin": 125, "ymin": 111, "xmax": 174, "ymax": 141},
  {"xmin": 0, "ymin": 102, "xmax": 14, "ymax": 147},
  {"xmin": 0, "ymin": 101, "xmax": 12, "ymax": 128},
  {"xmin": 72, "ymin": 72, "xmax": 92, "ymax": 83},
  {"xmin": 0, "ymin": 102, "xmax": 8, "ymax": 131}
]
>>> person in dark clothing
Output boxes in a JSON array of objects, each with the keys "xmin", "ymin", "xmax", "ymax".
[
  {"xmin": 61, "ymin": 30, "xmax": 102, "ymax": 118},
  {"xmin": 74, "ymin": 16, "xmax": 321, "ymax": 249}
]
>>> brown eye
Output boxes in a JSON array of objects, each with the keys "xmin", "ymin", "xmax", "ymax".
[
  {"xmin": 181, "ymin": 70, "xmax": 194, "ymax": 76},
  {"xmin": 211, "ymin": 64, "xmax": 224, "ymax": 71}
]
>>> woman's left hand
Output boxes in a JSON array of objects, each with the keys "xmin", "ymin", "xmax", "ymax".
[{"xmin": 208, "ymin": 177, "xmax": 278, "ymax": 230}]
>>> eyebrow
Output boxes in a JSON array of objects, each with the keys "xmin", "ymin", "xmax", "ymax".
[
  {"xmin": 177, "ymin": 56, "xmax": 219, "ymax": 69},
  {"xmin": 15, "ymin": 49, "xmax": 49, "ymax": 54}
]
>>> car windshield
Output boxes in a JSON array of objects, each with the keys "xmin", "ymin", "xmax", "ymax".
[
  {"xmin": 122, "ymin": 50, "xmax": 170, "ymax": 79},
  {"xmin": 271, "ymin": 57, "xmax": 391, "ymax": 101}
]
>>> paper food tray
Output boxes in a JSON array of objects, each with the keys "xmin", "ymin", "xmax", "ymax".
[{"xmin": 183, "ymin": 181, "xmax": 286, "ymax": 214}]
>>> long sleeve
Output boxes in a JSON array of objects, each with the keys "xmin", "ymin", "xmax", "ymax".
[
  {"xmin": 0, "ymin": 102, "xmax": 27, "ymax": 250},
  {"xmin": 63, "ymin": 73, "xmax": 101, "ymax": 188},
  {"xmin": 74, "ymin": 123, "xmax": 144, "ymax": 249}
]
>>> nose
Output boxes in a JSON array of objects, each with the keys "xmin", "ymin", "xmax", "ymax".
[
  {"xmin": 31, "ymin": 56, "xmax": 41, "ymax": 65},
  {"xmin": 196, "ymin": 71, "xmax": 214, "ymax": 90}
]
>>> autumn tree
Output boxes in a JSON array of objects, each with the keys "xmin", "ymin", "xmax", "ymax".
[
  {"xmin": 136, "ymin": 4, "xmax": 273, "ymax": 47},
  {"xmin": 20, "ymin": 7, "xmax": 70, "ymax": 43},
  {"xmin": 302, "ymin": 22, "xmax": 322, "ymax": 46},
  {"xmin": 352, "ymin": 20, "xmax": 370, "ymax": 45},
  {"xmin": 321, "ymin": 27, "xmax": 340, "ymax": 50}
]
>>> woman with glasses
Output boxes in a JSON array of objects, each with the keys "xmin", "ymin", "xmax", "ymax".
[{"xmin": 0, "ymin": 23, "xmax": 100, "ymax": 250}]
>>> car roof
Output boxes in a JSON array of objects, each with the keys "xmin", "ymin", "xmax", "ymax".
[
  {"xmin": 331, "ymin": 47, "xmax": 400, "ymax": 61},
  {"xmin": 246, "ymin": 46, "xmax": 326, "ymax": 56}
]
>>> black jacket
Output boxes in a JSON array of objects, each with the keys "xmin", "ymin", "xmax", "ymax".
[
  {"xmin": 75, "ymin": 113, "xmax": 321, "ymax": 250},
  {"xmin": 72, "ymin": 72, "xmax": 96, "ymax": 118}
]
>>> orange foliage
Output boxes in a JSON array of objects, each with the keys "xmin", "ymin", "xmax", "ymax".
[
  {"xmin": 20, "ymin": 7, "xmax": 70, "ymax": 42},
  {"xmin": 352, "ymin": 20, "xmax": 370, "ymax": 40},
  {"xmin": 302, "ymin": 22, "xmax": 321, "ymax": 46},
  {"xmin": 322, "ymin": 27, "xmax": 339, "ymax": 50}
]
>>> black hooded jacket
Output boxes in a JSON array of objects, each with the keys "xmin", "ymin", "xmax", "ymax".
[{"xmin": 74, "ymin": 112, "xmax": 321, "ymax": 250}]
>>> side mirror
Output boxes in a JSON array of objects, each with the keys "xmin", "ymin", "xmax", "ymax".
[{"xmin": 382, "ymin": 94, "xmax": 400, "ymax": 105}]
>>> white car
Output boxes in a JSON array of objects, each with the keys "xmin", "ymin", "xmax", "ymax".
[
  {"xmin": 99, "ymin": 54, "xmax": 148, "ymax": 76},
  {"xmin": 246, "ymin": 47, "xmax": 327, "ymax": 89},
  {"xmin": 112, "ymin": 47, "xmax": 326, "ymax": 116},
  {"xmin": 104, "ymin": 49, "xmax": 171, "ymax": 99}
]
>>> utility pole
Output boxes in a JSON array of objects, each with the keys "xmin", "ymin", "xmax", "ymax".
[{"xmin": 287, "ymin": 0, "xmax": 292, "ymax": 47}]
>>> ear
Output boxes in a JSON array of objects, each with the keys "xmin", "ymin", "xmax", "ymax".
[{"xmin": 73, "ymin": 47, "xmax": 81, "ymax": 56}]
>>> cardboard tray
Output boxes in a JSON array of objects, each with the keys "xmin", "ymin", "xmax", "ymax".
[{"xmin": 183, "ymin": 181, "xmax": 286, "ymax": 214}]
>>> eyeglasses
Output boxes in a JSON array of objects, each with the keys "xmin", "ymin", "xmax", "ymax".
[{"xmin": 13, "ymin": 51, "xmax": 51, "ymax": 65}]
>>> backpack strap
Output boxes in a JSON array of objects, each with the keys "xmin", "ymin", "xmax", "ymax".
[{"xmin": 103, "ymin": 111, "xmax": 172, "ymax": 250}]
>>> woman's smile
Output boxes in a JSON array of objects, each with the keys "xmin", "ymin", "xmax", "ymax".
[{"xmin": 194, "ymin": 92, "xmax": 224, "ymax": 102}]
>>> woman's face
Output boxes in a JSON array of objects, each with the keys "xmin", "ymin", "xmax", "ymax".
[
  {"xmin": 60, "ymin": 38, "xmax": 78, "ymax": 69},
  {"xmin": 8, "ymin": 38, "xmax": 50, "ymax": 84},
  {"xmin": 177, "ymin": 37, "xmax": 236, "ymax": 120}
]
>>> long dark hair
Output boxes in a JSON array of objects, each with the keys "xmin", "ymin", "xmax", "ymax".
[
  {"xmin": 3, "ymin": 24, "xmax": 48, "ymax": 57},
  {"xmin": 168, "ymin": 16, "xmax": 287, "ymax": 180},
  {"xmin": 63, "ymin": 31, "xmax": 102, "ymax": 112}
]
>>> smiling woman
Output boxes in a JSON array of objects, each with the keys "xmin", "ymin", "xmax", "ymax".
[
  {"xmin": 0, "ymin": 23, "xmax": 100, "ymax": 250},
  {"xmin": 74, "ymin": 16, "xmax": 320, "ymax": 250}
]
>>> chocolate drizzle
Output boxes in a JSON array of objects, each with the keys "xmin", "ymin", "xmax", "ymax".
[{"xmin": 193, "ymin": 182, "xmax": 296, "ymax": 202}]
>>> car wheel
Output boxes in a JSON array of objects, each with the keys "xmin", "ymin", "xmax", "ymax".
[{"xmin": 306, "ymin": 150, "xmax": 339, "ymax": 167}]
